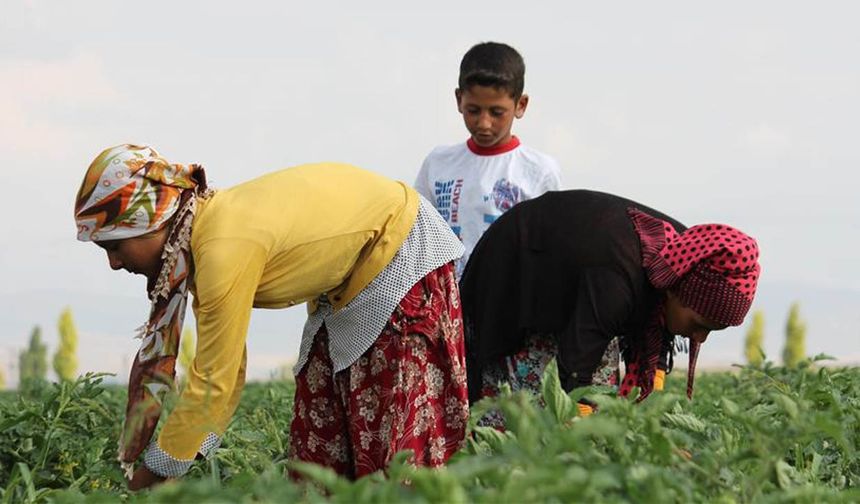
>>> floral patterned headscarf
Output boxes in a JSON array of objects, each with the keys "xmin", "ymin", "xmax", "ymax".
[
  {"xmin": 75, "ymin": 144, "xmax": 200, "ymax": 242},
  {"xmin": 74, "ymin": 144, "xmax": 212, "ymax": 476}
]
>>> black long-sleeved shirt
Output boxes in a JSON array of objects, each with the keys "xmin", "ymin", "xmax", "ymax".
[{"xmin": 459, "ymin": 190, "xmax": 686, "ymax": 402}]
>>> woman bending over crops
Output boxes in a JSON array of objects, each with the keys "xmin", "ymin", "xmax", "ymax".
[
  {"xmin": 74, "ymin": 145, "xmax": 469, "ymax": 489},
  {"xmin": 460, "ymin": 190, "xmax": 761, "ymax": 417}
]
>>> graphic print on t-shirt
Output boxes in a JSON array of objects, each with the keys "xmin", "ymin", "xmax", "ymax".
[
  {"xmin": 416, "ymin": 141, "xmax": 561, "ymax": 281},
  {"xmin": 433, "ymin": 179, "xmax": 464, "ymax": 238},
  {"xmin": 482, "ymin": 178, "xmax": 524, "ymax": 225}
]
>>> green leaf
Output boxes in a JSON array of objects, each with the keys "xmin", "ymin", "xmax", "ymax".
[
  {"xmin": 775, "ymin": 460, "xmax": 794, "ymax": 489},
  {"xmin": 720, "ymin": 397, "xmax": 739, "ymax": 416},
  {"xmin": 662, "ymin": 413, "xmax": 707, "ymax": 434},
  {"xmin": 772, "ymin": 394, "xmax": 799, "ymax": 420},
  {"xmin": 540, "ymin": 360, "xmax": 574, "ymax": 423},
  {"xmin": 16, "ymin": 463, "xmax": 36, "ymax": 504},
  {"xmin": 473, "ymin": 426, "xmax": 515, "ymax": 452}
]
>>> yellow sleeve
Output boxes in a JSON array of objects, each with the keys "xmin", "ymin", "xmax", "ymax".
[
  {"xmin": 222, "ymin": 345, "xmax": 248, "ymax": 425},
  {"xmin": 156, "ymin": 239, "xmax": 265, "ymax": 459}
]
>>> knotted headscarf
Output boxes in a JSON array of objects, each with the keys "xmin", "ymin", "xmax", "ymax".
[
  {"xmin": 619, "ymin": 208, "xmax": 760, "ymax": 402},
  {"xmin": 74, "ymin": 144, "xmax": 212, "ymax": 476}
]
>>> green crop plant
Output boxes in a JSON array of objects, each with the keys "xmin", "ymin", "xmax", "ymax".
[{"xmin": 1, "ymin": 358, "xmax": 857, "ymax": 503}]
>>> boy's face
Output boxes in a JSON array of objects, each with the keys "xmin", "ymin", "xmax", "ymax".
[{"xmin": 456, "ymin": 85, "xmax": 528, "ymax": 148}]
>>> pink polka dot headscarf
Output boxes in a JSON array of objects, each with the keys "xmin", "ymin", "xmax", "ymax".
[
  {"xmin": 630, "ymin": 209, "xmax": 761, "ymax": 326},
  {"xmin": 622, "ymin": 208, "xmax": 762, "ymax": 402}
]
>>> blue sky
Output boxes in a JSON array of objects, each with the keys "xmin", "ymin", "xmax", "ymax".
[{"xmin": 1, "ymin": 1, "xmax": 858, "ymax": 385}]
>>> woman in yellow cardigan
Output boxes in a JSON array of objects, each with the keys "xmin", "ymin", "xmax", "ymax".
[{"xmin": 74, "ymin": 144, "xmax": 467, "ymax": 489}]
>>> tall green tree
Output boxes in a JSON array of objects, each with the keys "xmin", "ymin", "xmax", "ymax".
[
  {"xmin": 782, "ymin": 302, "xmax": 807, "ymax": 368},
  {"xmin": 744, "ymin": 310, "xmax": 765, "ymax": 366},
  {"xmin": 53, "ymin": 307, "xmax": 79, "ymax": 382},
  {"xmin": 19, "ymin": 326, "xmax": 48, "ymax": 384}
]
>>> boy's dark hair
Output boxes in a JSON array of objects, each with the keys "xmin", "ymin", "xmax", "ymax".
[{"xmin": 458, "ymin": 42, "xmax": 525, "ymax": 99}]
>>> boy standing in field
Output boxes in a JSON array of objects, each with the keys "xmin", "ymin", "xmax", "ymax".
[
  {"xmin": 415, "ymin": 41, "xmax": 562, "ymax": 278},
  {"xmin": 417, "ymin": 43, "xmax": 629, "ymax": 406}
]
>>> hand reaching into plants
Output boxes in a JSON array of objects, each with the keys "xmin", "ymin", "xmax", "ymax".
[
  {"xmin": 577, "ymin": 397, "xmax": 597, "ymax": 417},
  {"xmin": 577, "ymin": 402, "xmax": 594, "ymax": 416},
  {"xmin": 128, "ymin": 464, "xmax": 167, "ymax": 491},
  {"xmin": 654, "ymin": 369, "xmax": 666, "ymax": 391}
]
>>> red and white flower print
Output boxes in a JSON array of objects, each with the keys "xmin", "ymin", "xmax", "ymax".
[{"xmin": 289, "ymin": 262, "xmax": 468, "ymax": 479}]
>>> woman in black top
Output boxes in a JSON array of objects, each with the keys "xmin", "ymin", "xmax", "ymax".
[{"xmin": 460, "ymin": 190, "xmax": 761, "ymax": 407}]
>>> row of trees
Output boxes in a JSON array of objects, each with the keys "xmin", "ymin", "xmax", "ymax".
[
  {"xmin": 744, "ymin": 302, "xmax": 807, "ymax": 367},
  {"xmin": 14, "ymin": 307, "xmax": 197, "ymax": 391},
  {"xmin": 5, "ymin": 302, "xmax": 810, "ymax": 389},
  {"xmin": 17, "ymin": 307, "xmax": 79, "ymax": 390}
]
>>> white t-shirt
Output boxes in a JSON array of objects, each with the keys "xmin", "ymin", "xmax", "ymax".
[{"xmin": 415, "ymin": 136, "xmax": 562, "ymax": 277}]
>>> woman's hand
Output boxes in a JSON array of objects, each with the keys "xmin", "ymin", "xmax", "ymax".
[{"xmin": 128, "ymin": 464, "xmax": 167, "ymax": 491}]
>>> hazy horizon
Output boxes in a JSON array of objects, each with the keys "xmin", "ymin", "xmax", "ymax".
[{"xmin": 2, "ymin": 1, "xmax": 858, "ymax": 387}]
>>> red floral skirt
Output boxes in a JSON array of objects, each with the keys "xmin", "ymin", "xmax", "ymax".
[{"xmin": 289, "ymin": 262, "xmax": 469, "ymax": 479}]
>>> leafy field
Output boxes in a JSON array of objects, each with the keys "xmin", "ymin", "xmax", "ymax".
[{"xmin": 1, "ymin": 358, "xmax": 858, "ymax": 503}]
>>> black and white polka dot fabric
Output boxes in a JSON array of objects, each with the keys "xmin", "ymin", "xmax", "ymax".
[
  {"xmin": 294, "ymin": 195, "xmax": 464, "ymax": 374},
  {"xmin": 144, "ymin": 432, "xmax": 221, "ymax": 478}
]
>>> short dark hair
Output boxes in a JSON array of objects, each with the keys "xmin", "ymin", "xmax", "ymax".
[{"xmin": 458, "ymin": 42, "xmax": 525, "ymax": 99}]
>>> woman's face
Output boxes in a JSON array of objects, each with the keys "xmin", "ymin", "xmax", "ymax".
[
  {"xmin": 95, "ymin": 227, "xmax": 168, "ymax": 282},
  {"xmin": 664, "ymin": 291, "xmax": 727, "ymax": 343}
]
